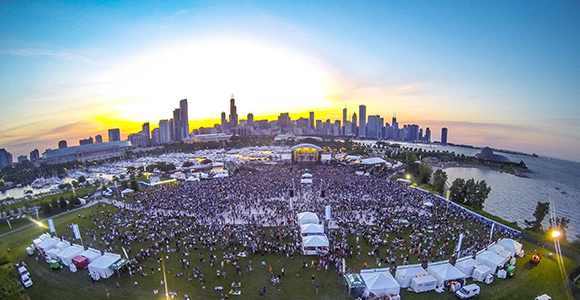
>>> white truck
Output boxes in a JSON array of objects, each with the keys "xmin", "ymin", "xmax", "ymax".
[{"xmin": 456, "ymin": 283, "xmax": 480, "ymax": 299}]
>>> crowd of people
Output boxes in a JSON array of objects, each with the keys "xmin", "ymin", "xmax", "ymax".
[{"xmin": 53, "ymin": 163, "xmax": 519, "ymax": 297}]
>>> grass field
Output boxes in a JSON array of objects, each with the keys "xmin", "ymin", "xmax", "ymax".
[{"xmin": 0, "ymin": 204, "xmax": 577, "ymax": 300}]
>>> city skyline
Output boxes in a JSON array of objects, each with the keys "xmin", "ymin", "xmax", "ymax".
[{"xmin": 1, "ymin": 1, "xmax": 579, "ymax": 162}]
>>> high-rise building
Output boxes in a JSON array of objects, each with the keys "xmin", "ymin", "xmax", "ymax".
[
  {"xmin": 17, "ymin": 155, "xmax": 28, "ymax": 163},
  {"xmin": 309, "ymin": 112, "xmax": 315, "ymax": 129},
  {"xmin": 351, "ymin": 112, "xmax": 357, "ymax": 136},
  {"xmin": 0, "ymin": 148, "xmax": 13, "ymax": 169},
  {"xmin": 58, "ymin": 140, "xmax": 68, "ymax": 149},
  {"xmin": 247, "ymin": 113, "xmax": 254, "ymax": 127},
  {"xmin": 358, "ymin": 105, "xmax": 366, "ymax": 137},
  {"xmin": 151, "ymin": 128, "xmax": 160, "ymax": 145},
  {"xmin": 221, "ymin": 112, "xmax": 228, "ymax": 129},
  {"xmin": 168, "ymin": 119, "xmax": 174, "ymax": 141},
  {"xmin": 180, "ymin": 99, "xmax": 189, "ymax": 138},
  {"xmin": 425, "ymin": 127, "xmax": 431, "ymax": 142},
  {"xmin": 342, "ymin": 108, "xmax": 347, "ymax": 135},
  {"xmin": 367, "ymin": 115, "xmax": 384, "ymax": 139},
  {"xmin": 95, "ymin": 134, "xmax": 103, "ymax": 143},
  {"xmin": 79, "ymin": 137, "xmax": 93, "ymax": 145},
  {"xmin": 108, "ymin": 128, "xmax": 121, "ymax": 142},
  {"xmin": 278, "ymin": 113, "xmax": 290, "ymax": 132},
  {"xmin": 142, "ymin": 122, "xmax": 150, "ymax": 146},
  {"xmin": 128, "ymin": 133, "xmax": 148, "ymax": 147},
  {"xmin": 173, "ymin": 109, "xmax": 181, "ymax": 141},
  {"xmin": 297, "ymin": 117, "xmax": 309, "ymax": 128},
  {"xmin": 441, "ymin": 127, "xmax": 448, "ymax": 145},
  {"xmin": 229, "ymin": 95, "xmax": 238, "ymax": 127},
  {"xmin": 30, "ymin": 149, "xmax": 40, "ymax": 162},
  {"xmin": 159, "ymin": 120, "xmax": 171, "ymax": 144}
]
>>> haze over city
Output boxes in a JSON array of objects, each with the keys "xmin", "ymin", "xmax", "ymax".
[{"xmin": 1, "ymin": 1, "xmax": 579, "ymax": 162}]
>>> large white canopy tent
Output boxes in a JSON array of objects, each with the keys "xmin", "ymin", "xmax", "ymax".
[
  {"xmin": 488, "ymin": 244, "xmax": 506, "ymax": 254},
  {"xmin": 88, "ymin": 253, "xmax": 121, "ymax": 280},
  {"xmin": 32, "ymin": 233, "xmax": 52, "ymax": 248},
  {"xmin": 497, "ymin": 238, "xmax": 523, "ymax": 256},
  {"xmin": 80, "ymin": 248, "xmax": 102, "ymax": 263},
  {"xmin": 46, "ymin": 247, "xmax": 64, "ymax": 260},
  {"xmin": 455, "ymin": 257, "xmax": 480, "ymax": 278},
  {"xmin": 410, "ymin": 275, "xmax": 438, "ymax": 293},
  {"xmin": 394, "ymin": 264, "xmax": 428, "ymax": 288},
  {"xmin": 297, "ymin": 212, "xmax": 319, "ymax": 226},
  {"xmin": 300, "ymin": 223, "xmax": 325, "ymax": 235},
  {"xmin": 476, "ymin": 250, "xmax": 507, "ymax": 272},
  {"xmin": 37, "ymin": 237, "xmax": 60, "ymax": 252},
  {"xmin": 472, "ymin": 265, "xmax": 494, "ymax": 282},
  {"xmin": 361, "ymin": 268, "xmax": 401, "ymax": 297},
  {"xmin": 427, "ymin": 261, "xmax": 466, "ymax": 287},
  {"xmin": 302, "ymin": 235, "xmax": 329, "ymax": 247},
  {"xmin": 57, "ymin": 244, "xmax": 84, "ymax": 266}
]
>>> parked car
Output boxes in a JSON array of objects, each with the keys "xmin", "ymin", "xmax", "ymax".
[
  {"xmin": 456, "ymin": 283, "xmax": 480, "ymax": 299},
  {"xmin": 21, "ymin": 274, "xmax": 33, "ymax": 288},
  {"xmin": 17, "ymin": 266, "xmax": 30, "ymax": 277},
  {"xmin": 535, "ymin": 295, "xmax": 551, "ymax": 300}
]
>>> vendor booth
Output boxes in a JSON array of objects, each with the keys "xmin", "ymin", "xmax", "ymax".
[
  {"xmin": 301, "ymin": 235, "xmax": 329, "ymax": 255},
  {"xmin": 488, "ymin": 244, "xmax": 506, "ymax": 254},
  {"xmin": 57, "ymin": 245, "xmax": 84, "ymax": 266},
  {"xmin": 476, "ymin": 250, "xmax": 507, "ymax": 272},
  {"xmin": 298, "ymin": 212, "xmax": 319, "ymax": 226},
  {"xmin": 300, "ymin": 223, "xmax": 325, "ymax": 236},
  {"xmin": 46, "ymin": 247, "xmax": 64, "ymax": 260},
  {"xmin": 395, "ymin": 264, "xmax": 428, "ymax": 288},
  {"xmin": 427, "ymin": 261, "xmax": 466, "ymax": 289},
  {"xmin": 88, "ymin": 253, "xmax": 121, "ymax": 280},
  {"xmin": 32, "ymin": 233, "xmax": 52, "ymax": 248},
  {"xmin": 472, "ymin": 265, "xmax": 494, "ymax": 282},
  {"xmin": 497, "ymin": 238, "xmax": 523, "ymax": 257},
  {"xmin": 344, "ymin": 273, "xmax": 367, "ymax": 297},
  {"xmin": 410, "ymin": 275, "xmax": 438, "ymax": 293},
  {"xmin": 37, "ymin": 237, "xmax": 60, "ymax": 252},
  {"xmin": 80, "ymin": 248, "xmax": 102, "ymax": 263},
  {"xmin": 361, "ymin": 268, "xmax": 401, "ymax": 298},
  {"xmin": 72, "ymin": 255, "xmax": 89, "ymax": 269},
  {"xmin": 455, "ymin": 257, "xmax": 479, "ymax": 278}
]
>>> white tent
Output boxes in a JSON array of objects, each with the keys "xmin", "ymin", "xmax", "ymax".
[
  {"xmin": 298, "ymin": 212, "xmax": 319, "ymax": 226},
  {"xmin": 497, "ymin": 238, "xmax": 523, "ymax": 256},
  {"xmin": 88, "ymin": 253, "xmax": 121, "ymax": 280},
  {"xmin": 488, "ymin": 244, "xmax": 506, "ymax": 254},
  {"xmin": 472, "ymin": 265, "xmax": 494, "ymax": 282},
  {"xmin": 360, "ymin": 157, "xmax": 389, "ymax": 165},
  {"xmin": 121, "ymin": 188, "xmax": 134, "ymax": 197},
  {"xmin": 498, "ymin": 249, "xmax": 512, "ymax": 261},
  {"xmin": 54, "ymin": 241, "xmax": 70, "ymax": 250},
  {"xmin": 57, "ymin": 245, "xmax": 84, "ymax": 266},
  {"xmin": 410, "ymin": 275, "xmax": 438, "ymax": 293},
  {"xmin": 300, "ymin": 223, "xmax": 325, "ymax": 235},
  {"xmin": 185, "ymin": 176, "xmax": 200, "ymax": 182},
  {"xmin": 427, "ymin": 261, "xmax": 466, "ymax": 287},
  {"xmin": 302, "ymin": 235, "xmax": 329, "ymax": 247},
  {"xmin": 213, "ymin": 171, "xmax": 229, "ymax": 179},
  {"xmin": 361, "ymin": 268, "xmax": 400, "ymax": 297},
  {"xmin": 37, "ymin": 237, "xmax": 60, "ymax": 251},
  {"xmin": 33, "ymin": 233, "xmax": 52, "ymax": 248},
  {"xmin": 46, "ymin": 247, "xmax": 63, "ymax": 260},
  {"xmin": 80, "ymin": 248, "xmax": 102, "ymax": 263},
  {"xmin": 455, "ymin": 257, "xmax": 479, "ymax": 278},
  {"xmin": 476, "ymin": 250, "xmax": 506, "ymax": 272},
  {"xmin": 395, "ymin": 264, "xmax": 428, "ymax": 288}
]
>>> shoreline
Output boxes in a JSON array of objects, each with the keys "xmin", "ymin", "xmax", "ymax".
[{"xmin": 434, "ymin": 161, "xmax": 531, "ymax": 178}]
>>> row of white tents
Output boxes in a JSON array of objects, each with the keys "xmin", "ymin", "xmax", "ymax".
[
  {"xmin": 31, "ymin": 233, "xmax": 126, "ymax": 280},
  {"xmin": 348, "ymin": 238, "xmax": 523, "ymax": 297},
  {"xmin": 298, "ymin": 212, "xmax": 330, "ymax": 255}
]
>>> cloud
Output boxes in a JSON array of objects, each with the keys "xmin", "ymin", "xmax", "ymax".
[{"xmin": 0, "ymin": 48, "xmax": 97, "ymax": 64}]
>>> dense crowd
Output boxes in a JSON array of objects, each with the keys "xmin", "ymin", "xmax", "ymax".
[{"xmin": 56, "ymin": 163, "xmax": 519, "ymax": 297}]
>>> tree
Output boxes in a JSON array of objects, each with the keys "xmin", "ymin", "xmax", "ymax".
[
  {"xmin": 524, "ymin": 201, "xmax": 550, "ymax": 233},
  {"xmin": 77, "ymin": 176, "xmax": 86, "ymax": 184},
  {"xmin": 70, "ymin": 196, "xmax": 81, "ymax": 206},
  {"xmin": 71, "ymin": 180, "xmax": 79, "ymax": 188},
  {"xmin": 418, "ymin": 164, "xmax": 432, "ymax": 184},
  {"xmin": 130, "ymin": 180, "xmax": 140, "ymax": 192},
  {"xmin": 432, "ymin": 169, "xmax": 448, "ymax": 194},
  {"xmin": 182, "ymin": 161, "xmax": 193, "ymax": 168},
  {"xmin": 548, "ymin": 216, "xmax": 570, "ymax": 241},
  {"xmin": 449, "ymin": 178, "xmax": 491, "ymax": 209},
  {"xmin": 449, "ymin": 178, "xmax": 465, "ymax": 203},
  {"xmin": 59, "ymin": 197, "xmax": 68, "ymax": 208},
  {"xmin": 470, "ymin": 180, "xmax": 491, "ymax": 210},
  {"xmin": 42, "ymin": 202, "xmax": 52, "ymax": 214}
]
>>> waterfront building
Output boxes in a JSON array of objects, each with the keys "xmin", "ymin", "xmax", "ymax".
[
  {"xmin": 142, "ymin": 122, "xmax": 150, "ymax": 146},
  {"xmin": 42, "ymin": 141, "xmax": 131, "ymax": 164},
  {"xmin": 95, "ymin": 134, "xmax": 103, "ymax": 143},
  {"xmin": 351, "ymin": 112, "xmax": 357, "ymax": 136},
  {"xmin": 441, "ymin": 127, "xmax": 448, "ymax": 145},
  {"xmin": 158, "ymin": 120, "xmax": 171, "ymax": 144},
  {"xmin": 425, "ymin": 127, "xmax": 431, "ymax": 142},
  {"xmin": 29, "ymin": 149, "xmax": 40, "ymax": 162},
  {"xmin": 173, "ymin": 99, "xmax": 190, "ymax": 141},
  {"xmin": 358, "ymin": 105, "xmax": 366, "ymax": 137},
  {"xmin": 309, "ymin": 112, "xmax": 315, "ymax": 130},
  {"xmin": 0, "ymin": 148, "xmax": 13, "ymax": 169},
  {"xmin": 58, "ymin": 140, "xmax": 68, "ymax": 149}
]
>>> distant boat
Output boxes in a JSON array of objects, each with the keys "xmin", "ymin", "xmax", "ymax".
[{"xmin": 561, "ymin": 191, "xmax": 567, "ymax": 195}]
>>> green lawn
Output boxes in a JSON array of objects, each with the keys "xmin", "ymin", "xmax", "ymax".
[{"xmin": 0, "ymin": 204, "xmax": 577, "ymax": 300}]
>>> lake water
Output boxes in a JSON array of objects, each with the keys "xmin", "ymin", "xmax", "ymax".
[{"xmin": 390, "ymin": 141, "xmax": 580, "ymax": 241}]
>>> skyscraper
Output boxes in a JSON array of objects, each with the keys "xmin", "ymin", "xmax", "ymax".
[
  {"xmin": 358, "ymin": 105, "xmax": 366, "ymax": 137},
  {"xmin": 142, "ymin": 122, "xmax": 150, "ymax": 146},
  {"xmin": 159, "ymin": 120, "xmax": 171, "ymax": 144},
  {"xmin": 229, "ymin": 95, "xmax": 238, "ymax": 127},
  {"xmin": 221, "ymin": 112, "xmax": 228, "ymax": 129},
  {"xmin": 391, "ymin": 115, "xmax": 399, "ymax": 140},
  {"xmin": 29, "ymin": 149, "xmax": 40, "ymax": 162},
  {"xmin": 108, "ymin": 128, "xmax": 121, "ymax": 142},
  {"xmin": 173, "ymin": 108, "xmax": 181, "ymax": 141},
  {"xmin": 351, "ymin": 112, "xmax": 357, "ymax": 136},
  {"xmin": 309, "ymin": 112, "xmax": 315, "ymax": 129},
  {"xmin": 342, "ymin": 107, "xmax": 347, "ymax": 135},
  {"xmin": 425, "ymin": 127, "xmax": 431, "ymax": 142},
  {"xmin": 180, "ymin": 99, "xmax": 189, "ymax": 139},
  {"xmin": 58, "ymin": 140, "xmax": 68, "ymax": 149},
  {"xmin": 278, "ymin": 113, "xmax": 290, "ymax": 132},
  {"xmin": 95, "ymin": 134, "xmax": 103, "ymax": 143},
  {"xmin": 0, "ymin": 148, "xmax": 13, "ymax": 169},
  {"xmin": 247, "ymin": 113, "xmax": 254, "ymax": 127},
  {"xmin": 441, "ymin": 127, "xmax": 448, "ymax": 145}
]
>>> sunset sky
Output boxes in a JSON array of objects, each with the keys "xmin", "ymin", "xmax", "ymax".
[{"xmin": 1, "ymin": 1, "xmax": 579, "ymax": 162}]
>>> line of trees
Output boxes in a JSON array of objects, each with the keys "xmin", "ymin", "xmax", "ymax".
[
  {"xmin": 449, "ymin": 178, "xmax": 491, "ymax": 210},
  {"xmin": 525, "ymin": 201, "xmax": 570, "ymax": 240}
]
